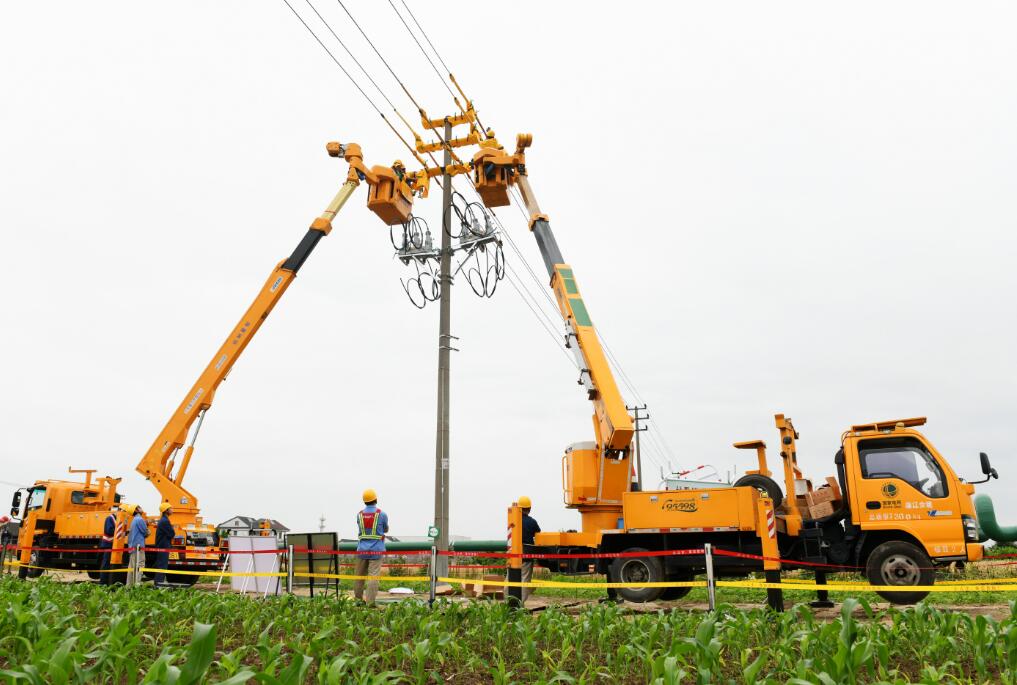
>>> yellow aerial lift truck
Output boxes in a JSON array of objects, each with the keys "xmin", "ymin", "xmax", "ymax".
[
  {"xmin": 484, "ymin": 139, "xmax": 998, "ymax": 606},
  {"xmin": 9, "ymin": 142, "xmax": 420, "ymax": 582}
]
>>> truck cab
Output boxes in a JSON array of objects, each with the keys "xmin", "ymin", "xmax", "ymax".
[
  {"xmin": 827, "ymin": 419, "xmax": 985, "ymax": 601},
  {"xmin": 11, "ymin": 471, "xmax": 126, "ymax": 578}
]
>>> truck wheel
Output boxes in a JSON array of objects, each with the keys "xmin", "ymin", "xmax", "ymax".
[
  {"xmin": 733, "ymin": 474, "xmax": 783, "ymax": 508},
  {"xmin": 865, "ymin": 540, "xmax": 934, "ymax": 604},
  {"xmin": 660, "ymin": 571, "xmax": 694, "ymax": 601},
  {"xmin": 609, "ymin": 547, "xmax": 664, "ymax": 603}
]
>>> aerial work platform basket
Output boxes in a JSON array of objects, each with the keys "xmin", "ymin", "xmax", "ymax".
[{"xmin": 366, "ymin": 165, "xmax": 414, "ymax": 225}]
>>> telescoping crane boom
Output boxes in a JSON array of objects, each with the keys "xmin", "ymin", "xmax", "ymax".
[
  {"xmin": 135, "ymin": 145, "xmax": 365, "ymax": 534},
  {"xmin": 489, "ymin": 138, "xmax": 994, "ymax": 608},
  {"xmin": 11, "ymin": 141, "xmax": 424, "ymax": 581}
]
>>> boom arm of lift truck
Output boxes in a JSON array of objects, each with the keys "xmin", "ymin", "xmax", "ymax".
[
  {"xmin": 508, "ymin": 141, "xmax": 634, "ymax": 458},
  {"xmin": 134, "ymin": 144, "xmax": 366, "ymax": 521}
]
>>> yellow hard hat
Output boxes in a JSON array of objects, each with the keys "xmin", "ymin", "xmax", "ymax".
[
  {"xmin": 518, "ymin": 496, "xmax": 532, "ymax": 509},
  {"xmin": 362, "ymin": 488, "xmax": 378, "ymax": 504},
  {"xmin": 159, "ymin": 502, "xmax": 172, "ymax": 514},
  {"xmin": 124, "ymin": 503, "xmax": 137, "ymax": 516}
]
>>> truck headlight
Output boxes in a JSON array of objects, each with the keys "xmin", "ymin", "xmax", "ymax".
[{"xmin": 962, "ymin": 515, "xmax": 979, "ymax": 543}]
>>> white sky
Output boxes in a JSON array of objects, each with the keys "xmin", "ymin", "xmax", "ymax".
[{"xmin": 1, "ymin": 2, "xmax": 1014, "ymax": 541}]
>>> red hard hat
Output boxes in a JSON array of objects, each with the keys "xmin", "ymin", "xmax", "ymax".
[{"xmin": 0, "ymin": 515, "xmax": 9, "ymax": 523}]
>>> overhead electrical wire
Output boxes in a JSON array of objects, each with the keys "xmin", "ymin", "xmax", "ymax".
[
  {"xmin": 373, "ymin": 6, "xmax": 681, "ymax": 474},
  {"xmin": 385, "ymin": 0, "xmax": 459, "ymax": 104},
  {"xmin": 279, "ymin": 0, "xmax": 426, "ymax": 168},
  {"xmin": 283, "ymin": 0, "xmax": 674, "ymax": 470},
  {"xmin": 398, "ymin": 0, "xmax": 453, "ymax": 76},
  {"xmin": 281, "ymin": 0, "xmax": 574, "ymax": 373},
  {"xmin": 390, "ymin": 0, "xmax": 493, "ymax": 139},
  {"xmin": 334, "ymin": 0, "xmax": 428, "ymax": 118}
]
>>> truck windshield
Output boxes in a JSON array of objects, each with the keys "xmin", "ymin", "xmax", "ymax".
[
  {"xmin": 26, "ymin": 487, "xmax": 46, "ymax": 510},
  {"xmin": 860, "ymin": 440, "xmax": 948, "ymax": 498}
]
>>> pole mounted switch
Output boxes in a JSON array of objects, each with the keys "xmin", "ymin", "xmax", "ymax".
[{"xmin": 326, "ymin": 141, "xmax": 346, "ymax": 158}]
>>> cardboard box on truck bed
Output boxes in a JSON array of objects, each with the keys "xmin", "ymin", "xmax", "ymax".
[{"xmin": 808, "ymin": 500, "xmax": 836, "ymax": 519}]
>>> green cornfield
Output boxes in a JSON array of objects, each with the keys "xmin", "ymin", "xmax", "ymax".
[{"xmin": 2, "ymin": 576, "xmax": 1017, "ymax": 684}]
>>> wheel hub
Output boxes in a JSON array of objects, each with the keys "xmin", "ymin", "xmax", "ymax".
[
  {"xmin": 620, "ymin": 560, "xmax": 650, "ymax": 585},
  {"xmin": 881, "ymin": 554, "xmax": 920, "ymax": 585}
]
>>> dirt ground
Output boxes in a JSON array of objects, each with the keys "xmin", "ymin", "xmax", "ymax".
[{"xmin": 12, "ymin": 570, "xmax": 1014, "ymax": 623}]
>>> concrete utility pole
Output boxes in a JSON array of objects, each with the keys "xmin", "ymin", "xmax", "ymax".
[
  {"xmin": 627, "ymin": 404, "xmax": 648, "ymax": 490},
  {"xmin": 433, "ymin": 120, "xmax": 454, "ymax": 576}
]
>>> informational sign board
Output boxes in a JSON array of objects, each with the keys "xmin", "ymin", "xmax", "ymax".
[
  {"xmin": 287, "ymin": 532, "xmax": 339, "ymax": 597},
  {"xmin": 228, "ymin": 535, "xmax": 280, "ymax": 595}
]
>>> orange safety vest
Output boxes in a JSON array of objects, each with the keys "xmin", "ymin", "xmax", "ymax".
[{"xmin": 357, "ymin": 509, "xmax": 384, "ymax": 540}]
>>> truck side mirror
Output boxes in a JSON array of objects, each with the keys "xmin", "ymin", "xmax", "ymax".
[
  {"xmin": 10, "ymin": 491, "xmax": 21, "ymax": 510},
  {"xmin": 979, "ymin": 452, "xmax": 999, "ymax": 479}
]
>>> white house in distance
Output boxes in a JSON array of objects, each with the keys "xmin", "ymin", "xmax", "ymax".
[{"xmin": 217, "ymin": 516, "xmax": 290, "ymax": 545}]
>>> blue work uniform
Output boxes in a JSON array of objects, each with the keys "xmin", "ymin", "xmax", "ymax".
[
  {"xmin": 356, "ymin": 505, "xmax": 389, "ymax": 560},
  {"xmin": 522, "ymin": 514, "xmax": 541, "ymax": 546},
  {"xmin": 128, "ymin": 514, "xmax": 149, "ymax": 550},
  {"xmin": 99, "ymin": 512, "xmax": 117, "ymax": 585},
  {"xmin": 153, "ymin": 513, "xmax": 174, "ymax": 585}
]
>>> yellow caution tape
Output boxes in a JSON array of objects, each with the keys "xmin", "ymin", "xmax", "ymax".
[
  {"xmin": 140, "ymin": 567, "xmax": 285, "ymax": 578},
  {"xmin": 293, "ymin": 573, "xmax": 431, "ymax": 582},
  {"xmin": 8, "ymin": 559, "xmax": 1017, "ymax": 593},
  {"xmin": 3, "ymin": 562, "xmax": 131, "ymax": 574},
  {"xmin": 437, "ymin": 577, "xmax": 707, "ymax": 589},
  {"xmin": 4, "ymin": 561, "xmax": 279, "ymax": 578},
  {"xmin": 716, "ymin": 580, "xmax": 1017, "ymax": 593}
]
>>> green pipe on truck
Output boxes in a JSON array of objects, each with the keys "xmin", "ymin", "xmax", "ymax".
[{"xmin": 974, "ymin": 494, "xmax": 1017, "ymax": 544}]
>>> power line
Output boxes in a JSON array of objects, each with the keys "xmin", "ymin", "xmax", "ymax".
[
  {"xmin": 279, "ymin": 0, "xmax": 425, "ymax": 166},
  {"xmin": 334, "ymin": 0, "xmax": 427, "ymax": 116},
  {"xmin": 504, "ymin": 270, "xmax": 577, "ymax": 369},
  {"xmin": 385, "ymin": 0, "xmax": 458, "ymax": 103},
  {"xmin": 282, "ymin": 0, "xmax": 384, "ymax": 117},
  {"xmin": 398, "ymin": 0, "xmax": 454, "ymax": 76},
  {"xmin": 302, "ymin": 0, "xmax": 397, "ymax": 113}
]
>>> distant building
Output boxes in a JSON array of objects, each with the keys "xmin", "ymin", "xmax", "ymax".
[{"xmin": 217, "ymin": 516, "xmax": 290, "ymax": 545}]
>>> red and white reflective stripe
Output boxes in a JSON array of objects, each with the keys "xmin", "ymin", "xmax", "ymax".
[{"xmin": 766, "ymin": 509, "xmax": 776, "ymax": 539}]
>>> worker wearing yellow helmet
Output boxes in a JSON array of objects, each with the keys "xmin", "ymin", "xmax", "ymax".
[
  {"xmin": 353, "ymin": 488, "xmax": 389, "ymax": 604},
  {"xmin": 519, "ymin": 496, "xmax": 541, "ymax": 602},
  {"xmin": 152, "ymin": 502, "xmax": 175, "ymax": 587}
]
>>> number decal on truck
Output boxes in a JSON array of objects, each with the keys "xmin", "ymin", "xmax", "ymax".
[{"xmin": 661, "ymin": 499, "xmax": 698, "ymax": 513}]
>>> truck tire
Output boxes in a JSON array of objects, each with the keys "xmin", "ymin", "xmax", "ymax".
[
  {"xmin": 26, "ymin": 550, "xmax": 44, "ymax": 579},
  {"xmin": 865, "ymin": 540, "xmax": 934, "ymax": 604},
  {"xmin": 660, "ymin": 571, "xmax": 694, "ymax": 601},
  {"xmin": 609, "ymin": 547, "xmax": 664, "ymax": 603},
  {"xmin": 733, "ymin": 474, "xmax": 783, "ymax": 508}
]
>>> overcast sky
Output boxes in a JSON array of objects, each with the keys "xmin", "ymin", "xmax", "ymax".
[{"xmin": 1, "ymin": 2, "xmax": 1014, "ymax": 542}]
